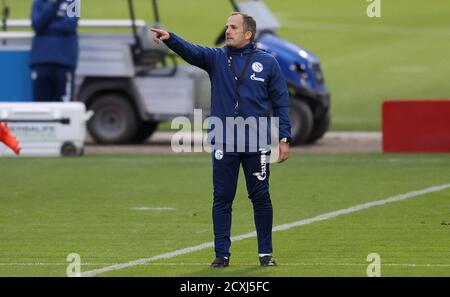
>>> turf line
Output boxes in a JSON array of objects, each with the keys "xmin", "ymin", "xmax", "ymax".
[
  {"xmin": 3, "ymin": 263, "xmax": 450, "ymax": 267},
  {"xmin": 81, "ymin": 183, "xmax": 450, "ymax": 277},
  {"xmin": 129, "ymin": 207, "xmax": 177, "ymax": 211}
]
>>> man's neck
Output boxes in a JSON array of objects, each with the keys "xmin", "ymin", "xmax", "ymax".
[
  {"xmin": 231, "ymin": 41, "xmax": 251, "ymax": 49},
  {"xmin": 237, "ymin": 41, "xmax": 251, "ymax": 48}
]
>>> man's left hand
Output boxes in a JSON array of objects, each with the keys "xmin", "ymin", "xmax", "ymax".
[{"xmin": 277, "ymin": 141, "xmax": 290, "ymax": 163}]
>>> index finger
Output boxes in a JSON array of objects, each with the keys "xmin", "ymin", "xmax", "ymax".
[{"xmin": 150, "ymin": 28, "xmax": 162, "ymax": 33}]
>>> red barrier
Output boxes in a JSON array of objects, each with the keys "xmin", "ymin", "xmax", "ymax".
[{"xmin": 382, "ymin": 100, "xmax": 450, "ymax": 153}]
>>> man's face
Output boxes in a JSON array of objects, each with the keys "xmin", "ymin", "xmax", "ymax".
[{"xmin": 225, "ymin": 15, "xmax": 251, "ymax": 48}]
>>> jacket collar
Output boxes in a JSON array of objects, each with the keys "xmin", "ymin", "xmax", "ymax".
[{"xmin": 225, "ymin": 42, "xmax": 256, "ymax": 55}]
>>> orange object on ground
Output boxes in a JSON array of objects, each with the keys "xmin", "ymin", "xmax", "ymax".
[{"xmin": 0, "ymin": 122, "xmax": 21, "ymax": 155}]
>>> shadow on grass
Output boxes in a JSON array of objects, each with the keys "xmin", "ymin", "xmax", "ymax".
[{"xmin": 179, "ymin": 265, "xmax": 279, "ymax": 277}]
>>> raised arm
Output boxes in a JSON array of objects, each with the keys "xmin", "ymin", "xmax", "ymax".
[
  {"xmin": 31, "ymin": 0, "xmax": 62, "ymax": 34},
  {"xmin": 150, "ymin": 28, "xmax": 217, "ymax": 71}
]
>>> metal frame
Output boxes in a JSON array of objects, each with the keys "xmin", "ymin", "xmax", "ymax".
[{"xmin": 3, "ymin": 19, "xmax": 148, "ymax": 29}]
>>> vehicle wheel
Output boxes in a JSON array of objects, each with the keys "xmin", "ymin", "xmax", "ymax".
[
  {"xmin": 290, "ymin": 99, "xmax": 313, "ymax": 145},
  {"xmin": 60, "ymin": 142, "xmax": 78, "ymax": 157},
  {"xmin": 87, "ymin": 93, "xmax": 139, "ymax": 144},
  {"xmin": 306, "ymin": 112, "xmax": 331, "ymax": 144},
  {"xmin": 133, "ymin": 121, "xmax": 159, "ymax": 143}
]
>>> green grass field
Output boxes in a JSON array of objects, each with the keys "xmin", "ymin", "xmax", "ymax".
[
  {"xmin": 7, "ymin": 0, "xmax": 450, "ymax": 131},
  {"xmin": 1, "ymin": 153, "xmax": 449, "ymax": 276},
  {"xmin": 2, "ymin": 0, "xmax": 450, "ymax": 278}
]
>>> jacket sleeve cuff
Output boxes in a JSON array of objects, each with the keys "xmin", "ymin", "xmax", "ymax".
[
  {"xmin": 279, "ymin": 136, "xmax": 292, "ymax": 143},
  {"xmin": 163, "ymin": 32, "xmax": 177, "ymax": 45}
]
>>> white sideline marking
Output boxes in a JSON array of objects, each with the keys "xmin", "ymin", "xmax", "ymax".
[
  {"xmin": 81, "ymin": 183, "xmax": 450, "ymax": 277},
  {"xmin": 130, "ymin": 207, "xmax": 176, "ymax": 211}
]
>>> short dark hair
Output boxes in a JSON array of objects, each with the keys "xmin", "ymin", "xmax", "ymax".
[{"xmin": 231, "ymin": 12, "xmax": 257, "ymax": 42}]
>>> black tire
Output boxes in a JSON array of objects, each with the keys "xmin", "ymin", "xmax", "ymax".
[
  {"xmin": 306, "ymin": 112, "xmax": 331, "ymax": 144},
  {"xmin": 290, "ymin": 99, "xmax": 313, "ymax": 145},
  {"xmin": 60, "ymin": 142, "xmax": 78, "ymax": 157},
  {"xmin": 87, "ymin": 94, "xmax": 139, "ymax": 144},
  {"xmin": 133, "ymin": 121, "xmax": 159, "ymax": 143}
]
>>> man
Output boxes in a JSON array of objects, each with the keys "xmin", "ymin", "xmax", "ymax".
[
  {"xmin": 29, "ymin": 0, "xmax": 79, "ymax": 102},
  {"xmin": 151, "ymin": 12, "xmax": 291, "ymax": 268}
]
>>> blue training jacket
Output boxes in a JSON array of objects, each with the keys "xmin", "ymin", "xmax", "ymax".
[
  {"xmin": 30, "ymin": 0, "xmax": 79, "ymax": 69},
  {"xmin": 164, "ymin": 33, "xmax": 291, "ymax": 152}
]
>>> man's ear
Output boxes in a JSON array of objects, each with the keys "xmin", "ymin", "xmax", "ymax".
[{"xmin": 244, "ymin": 31, "xmax": 253, "ymax": 41}]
